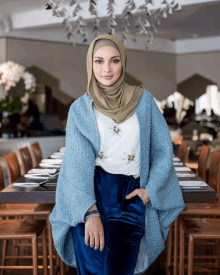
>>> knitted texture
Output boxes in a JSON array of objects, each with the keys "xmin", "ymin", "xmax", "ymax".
[{"xmin": 49, "ymin": 89, "xmax": 185, "ymax": 274}]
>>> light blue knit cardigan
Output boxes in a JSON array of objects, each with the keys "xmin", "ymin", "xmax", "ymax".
[{"xmin": 49, "ymin": 89, "xmax": 185, "ymax": 274}]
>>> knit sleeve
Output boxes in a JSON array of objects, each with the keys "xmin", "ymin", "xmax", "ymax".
[
  {"xmin": 145, "ymin": 96, "xmax": 185, "ymax": 232},
  {"xmin": 49, "ymin": 102, "xmax": 97, "ymax": 266}
]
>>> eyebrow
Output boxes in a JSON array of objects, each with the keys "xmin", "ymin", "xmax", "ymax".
[{"xmin": 93, "ymin": 55, "xmax": 120, "ymax": 59}]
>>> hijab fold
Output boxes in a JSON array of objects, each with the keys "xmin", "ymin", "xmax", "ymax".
[{"xmin": 87, "ymin": 34, "xmax": 144, "ymax": 124}]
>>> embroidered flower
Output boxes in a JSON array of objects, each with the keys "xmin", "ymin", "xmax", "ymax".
[
  {"xmin": 122, "ymin": 147, "xmax": 137, "ymax": 165},
  {"xmin": 98, "ymin": 144, "xmax": 108, "ymax": 160},
  {"xmin": 109, "ymin": 124, "xmax": 121, "ymax": 136}
]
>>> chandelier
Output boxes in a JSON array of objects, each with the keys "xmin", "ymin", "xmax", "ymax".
[{"xmin": 45, "ymin": 0, "xmax": 181, "ymax": 49}]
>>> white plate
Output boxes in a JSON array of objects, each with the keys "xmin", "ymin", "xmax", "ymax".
[
  {"xmin": 24, "ymin": 174, "xmax": 51, "ymax": 179},
  {"xmin": 179, "ymin": 181, "xmax": 207, "ymax": 186},
  {"xmin": 50, "ymin": 154, "xmax": 63, "ymax": 159},
  {"xmin": 173, "ymin": 163, "xmax": 184, "ymax": 166},
  {"xmin": 28, "ymin": 168, "xmax": 57, "ymax": 174},
  {"xmin": 13, "ymin": 182, "xmax": 39, "ymax": 187},
  {"xmin": 39, "ymin": 163, "xmax": 61, "ymax": 168},
  {"xmin": 177, "ymin": 173, "xmax": 196, "ymax": 177},
  {"xmin": 175, "ymin": 167, "xmax": 191, "ymax": 171},
  {"xmin": 59, "ymin": 147, "xmax": 66, "ymax": 152},
  {"xmin": 52, "ymin": 152, "xmax": 64, "ymax": 156},
  {"xmin": 41, "ymin": 159, "xmax": 62, "ymax": 164},
  {"xmin": 173, "ymin": 157, "xmax": 181, "ymax": 161}
]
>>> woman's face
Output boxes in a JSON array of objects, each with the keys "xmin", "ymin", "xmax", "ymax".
[{"xmin": 92, "ymin": 45, "xmax": 122, "ymax": 86}]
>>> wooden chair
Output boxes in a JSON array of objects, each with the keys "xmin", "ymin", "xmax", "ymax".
[
  {"xmin": 31, "ymin": 142, "xmax": 42, "ymax": 167},
  {"xmin": 178, "ymin": 150, "xmax": 220, "ymax": 274},
  {"xmin": 0, "ymin": 218, "xmax": 48, "ymax": 275},
  {"xmin": 185, "ymin": 145, "xmax": 210, "ymax": 182},
  {"xmin": 2, "ymin": 154, "xmax": 55, "ymax": 275},
  {"xmin": 166, "ymin": 149, "xmax": 220, "ymax": 275},
  {"xmin": 4, "ymin": 152, "xmax": 21, "ymax": 185},
  {"xmin": 19, "ymin": 146, "xmax": 33, "ymax": 175},
  {"xmin": 0, "ymin": 165, "xmax": 5, "ymax": 191},
  {"xmin": 177, "ymin": 141, "xmax": 189, "ymax": 163}
]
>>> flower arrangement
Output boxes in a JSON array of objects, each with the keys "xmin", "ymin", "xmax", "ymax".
[
  {"xmin": 0, "ymin": 61, "xmax": 36, "ymax": 100},
  {"xmin": 0, "ymin": 61, "xmax": 36, "ymax": 112}
]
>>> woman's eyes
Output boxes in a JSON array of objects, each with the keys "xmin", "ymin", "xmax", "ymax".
[
  {"xmin": 94, "ymin": 59, "xmax": 120, "ymax": 64},
  {"xmin": 94, "ymin": 60, "xmax": 103, "ymax": 64}
]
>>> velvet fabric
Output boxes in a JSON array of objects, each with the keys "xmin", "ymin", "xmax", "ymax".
[{"xmin": 72, "ymin": 165, "xmax": 145, "ymax": 275}]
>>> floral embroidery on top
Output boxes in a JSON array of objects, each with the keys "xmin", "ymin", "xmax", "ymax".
[
  {"xmin": 98, "ymin": 144, "xmax": 108, "ymax": 160},
  {"xmin": 109, "ymin": 124, "xmax": 121, "ymax": 136},
  {"xmin": 122, "ymin": 147, "xmax": 137, "ymax": 165}
]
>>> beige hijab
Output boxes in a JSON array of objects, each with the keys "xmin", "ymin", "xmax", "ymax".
[{"xmin": 87, "ymin": 34, "xmax": 144, "ymax": 124}]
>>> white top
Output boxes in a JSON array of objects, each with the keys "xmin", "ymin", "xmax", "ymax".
[{"xmin": 93, "ymin": 105, "xmax": 140, "ymax": 178}]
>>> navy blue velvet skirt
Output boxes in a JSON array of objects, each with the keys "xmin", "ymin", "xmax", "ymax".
[{"xmin": 72, "ymin": 165, "xmax": 146, "ymax": 275}]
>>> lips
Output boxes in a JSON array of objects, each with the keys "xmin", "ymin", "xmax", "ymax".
[{"xmin": 102, "ymin": 75, "xmax": 113, "ymax": 80}]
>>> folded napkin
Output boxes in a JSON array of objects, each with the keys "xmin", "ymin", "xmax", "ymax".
[
  {"xmin": 175, "ymin": 167, "xmax": 191, "ymax": 171},
  {"xmin": 177, "ymin": 173, "xmax": 196, "ymax": 177},
  {"xmin": 179, "ymin": 181, "xmax": 207, "ymax": 187},
  {"xmin": 41, "ymin": 159, "xmax": 63, "ymax": 164},
  {"xmin": 28, "ymin": 168, "xmax": 57, "ymax": 174},
  {"xmin": 13, "ymin": 182, "xmax": 39, "ymax": 187},
  {"xmin": 39, "ymin": 163, "xmax": 61, "ymax": 168}
]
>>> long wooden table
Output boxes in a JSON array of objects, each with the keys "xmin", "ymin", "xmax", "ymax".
[{"xmin": 0, "ymin": 153, "xmax": 216, "ymax": 204}]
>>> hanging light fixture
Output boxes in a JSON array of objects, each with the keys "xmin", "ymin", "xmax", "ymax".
[{"xmin": 45, "ymin": 0, "xmax": 181, "ymax": 48}]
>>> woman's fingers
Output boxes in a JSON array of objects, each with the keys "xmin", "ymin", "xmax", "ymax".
[
  {"xmin": 84, "ymin": 216, "xmax": 105, "ymax": 251},
  {"xmin": 99, "ymin": 231, "xmax": 105, "ymax": 251},
  {"xmin": 85, "ymin": 231, "xmax": 89, "ymax": 246},
  {"xmin": 90, "ymin": 234, "xmax": 95, "ymax": 248},
  {"xmin": 126, "ymin": 189, "xmax": 138, "ymax": 199}
]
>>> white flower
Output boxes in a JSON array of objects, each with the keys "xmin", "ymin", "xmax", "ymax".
[{"xmin": 0, "ymin": 61, "xmax": 36, "ymax": 96}]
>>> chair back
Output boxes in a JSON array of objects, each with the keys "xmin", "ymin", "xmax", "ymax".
[
  {"xmin": 0, "ymin": 164, "xmax": 5, "ymax": 191},
  {"xmin": 197, "ymin": 145, "xmax": 210, "ymax": 182},
  {"xmin": 31, "ymin": 142, "xmax": 42, "ymax": 167},
  {"xmin": 19, "ymin": 146, "xmax": 33, "ymax": 174},
  {"xmin": 208, "ymin": 149, "xmax": 220, "ymax": 201},
  {"xmin": 177, "ymin": 141, "xmax": 189, "ymax": 163},
  {"xmin": 4, "ymin": 152, "xmax": 21, "ymax": 185}
]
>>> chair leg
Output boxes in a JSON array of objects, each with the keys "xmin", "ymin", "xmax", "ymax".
[
  {"xmin": 60, "ymin": 257, "xmax": 64, "ymax": 275},
  {"xmin": 179, "ymin": 222, "xmax": 185, "ymax": 275},
  {"xmin": 166, "ymin": 223, "xmax": 173, "ymax": 268},
  {"xmin": 47, "ymin": 221, "xmax": 54, "ymax": 275},
  {"xmin": 188, "ymin": 235, "xmax": 194, "ymax": 275},
  {"xmin": 42, "ymin": 227, "xmax": 48, "ymax": 275},
  {"xmin": 32, "ymin": 235, "xmax": 39, "ymax": 275},
  {"xmin": 1, "ymin": 240, "xmax": 7, "ymax": 275},
  {"xmin": 174, "ymin": 217, "xmax": 179, "ymax": 275}
]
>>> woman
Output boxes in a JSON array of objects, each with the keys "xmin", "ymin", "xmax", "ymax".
[{"xmin": 49, "ymin": 34, "xmax": 185, "ymax": 275}]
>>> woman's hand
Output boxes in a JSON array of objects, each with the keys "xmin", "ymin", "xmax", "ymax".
[
  {"xmin": 126, "ymin": 188, "xmax": 150, "ymax": 206},
  {"xmin": 85, "ymin": 216, "xmax": 105, "ymax": 251}
]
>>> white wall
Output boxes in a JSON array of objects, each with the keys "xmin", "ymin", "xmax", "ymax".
[
  {"xmin": 176, "ymin": 51, "xmax": 220, "ymax": 87},
  {"xmin": 0, "ymin": 38, "xmax": 6, "ymax": 63}
]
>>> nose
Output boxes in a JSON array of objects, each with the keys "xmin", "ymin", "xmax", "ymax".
[{"xmin": 103, "ymin": 62, "xmax": 111, "ymax": 73}]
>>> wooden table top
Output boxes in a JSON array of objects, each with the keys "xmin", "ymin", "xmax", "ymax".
[{"xmin": 0, "ymin": 153, "xmax": 216, "ymax": 204}]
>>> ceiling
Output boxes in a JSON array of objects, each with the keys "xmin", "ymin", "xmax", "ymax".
[{"xmin": 0, "ymin": 0, "xmax": 220, "ymax": 41}]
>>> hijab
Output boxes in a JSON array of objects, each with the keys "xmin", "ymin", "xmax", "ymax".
[{"xmin": 87, "ymin": 34, "xmax": 144, "ymax": 124}]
